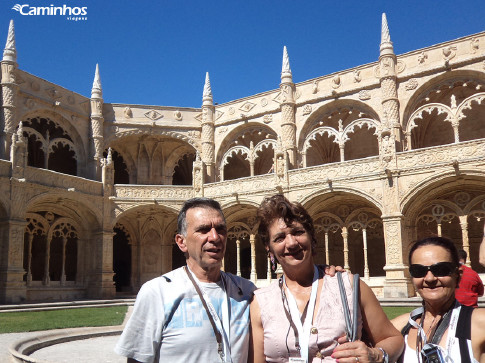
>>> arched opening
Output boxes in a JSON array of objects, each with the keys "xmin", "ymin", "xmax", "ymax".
[
  {"xmin": 173, "ymin": 153, "xmax": 195, "ymax": 185},
  {"xmin": 48, "ymin": 143, "xmax": 77, "ymax": 176},
  {"xmin": 113, "ymin": 227, "xmax": 132, "ymax": 293}
]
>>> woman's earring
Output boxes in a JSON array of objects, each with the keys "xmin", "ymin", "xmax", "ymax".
[{"xmin": 270, "ymin": 255, "xmax": 276, "ymax": 271}]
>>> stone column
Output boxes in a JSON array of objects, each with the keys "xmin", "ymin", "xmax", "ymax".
[
  {"xmin": 201, "ymin": 73, "xmax": 216, "ymax": 181},
  {"xmin": 1, "ymin": 20, "xmax": 18, "ymax": 160},
  {"xmin": 250, "ymin": 234, "xmax": 257, "ymax": 283},
  {"xmin": 90, "ymin": 64, "xmax": 104, "ymax": 181},
  {"xmin": 43, "ymin": 236, "xmax": 51, "ymax": 285},
  {"xmin": 26, "ymin": 233, "xmax": 33, "ymax": 285},
  {"xmin": 280, "ymin": 46, "xmax": 297, "ymax": 168},
  {"xmin": 324, "ymin": 232, "xmax": 329, "ymax": 265},
  {"xmin": 381, "ymin": 215, "xmax": 414, "ymax": 298},
  {"xmin": 459, "ymin": 215, "xmax": 470, "ymax": 265},
  {"xmin": 236, "ymin": 239, "xmax": 241, "ymax": 277},
  {"xmin": 60, "ymin": 236, "xmax": 67, "ymax": 285},
  {"xmin": 378, "ymin": 13, "xmax": 402, "ymax": 146},
  {"xmin": 0, "ymin": 219, "xmax": 27, "ymax": 303},
  {"xmin": 87, "ymin": 231, "xmax": 115, "ymax": 299},
  {"xmin": 362, "ymin": 228, "xmax": 370, "ymax": 280},
  {"xmin": 341, "ymin": 227, "xmax": 349, "ymax": 270}
]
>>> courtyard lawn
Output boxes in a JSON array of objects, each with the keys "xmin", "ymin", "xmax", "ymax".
[
  {"xmin": 382, "ymin": 306, "xmax": 415, "ymax": 320},
  {"xmin": 0, "ymin": 305, "xmax": 127, "ymax": 333}
]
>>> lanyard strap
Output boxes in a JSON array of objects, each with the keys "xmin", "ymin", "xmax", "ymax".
[
  {"xmin": 407, "ymin": 301, "xmax": 457, "ymax": 362},
  {"xmin": 280, "ymin": 265, "xmax": 319, "ymax": 363},
  {"xmin": 184, "ymin": 266, "xmax": 231, "ymax": 363}
]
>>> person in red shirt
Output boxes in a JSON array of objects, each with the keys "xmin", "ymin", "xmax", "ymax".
[{"xmin": 455, "ymin": 249, "xmax": 484, "ymax": 307}]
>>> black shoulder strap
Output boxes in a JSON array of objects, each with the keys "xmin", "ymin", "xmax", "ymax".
[
  {"xmin": 455, "ymin": 305, "xmax": 474, "ymax": 363},
  {"xmin": 401, "ymin": 312, "xmax": 422, "ymax": 336}
]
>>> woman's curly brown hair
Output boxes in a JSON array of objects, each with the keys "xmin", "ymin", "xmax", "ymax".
[{"xmin": 257, "ymin": 194, "xmax": 317, "ymax": 250}]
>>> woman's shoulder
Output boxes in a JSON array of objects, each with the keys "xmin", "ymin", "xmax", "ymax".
[
  {"xmin": 254, "ymin": 279, "xmax": 280, "ymax": 297},
  {"xmin": 391, "ymin": 312, "xmax": 411, "ymax": 332}
]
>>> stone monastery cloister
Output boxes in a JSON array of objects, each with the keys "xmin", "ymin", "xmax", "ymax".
[{"xmin": 1, "ymin": 15, "xmax": 485, "ymax": 303}]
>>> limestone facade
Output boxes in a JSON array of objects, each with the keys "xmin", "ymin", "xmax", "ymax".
[{"xmin": 1, "ymin": 15, "xmax": 485, "ymax": 303}]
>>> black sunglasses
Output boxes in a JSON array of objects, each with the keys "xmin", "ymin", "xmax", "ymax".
[{"xmin": 409, "ymin": 262, "xmax": 457, "ymax": 278}]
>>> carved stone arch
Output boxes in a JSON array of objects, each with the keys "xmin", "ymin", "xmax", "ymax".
[
  {"xmin": 20, "ymin": 109, "xmax": 87, "ymax": 171},
  {"xmin": 455, "ymin": 92, "xmax": 485, "ymax": 142},
  {"xmin": 313, "ymin": 211, "xmax": 344, "ymax": 227},
  {"xmin": 297, "ymin": 99, "xmax": 380, "ymax": 151},
  {"xmin": 401, "ymin": 172, "xmax": 485, "ymax": 220},
  {"xmin": 105, "ymin": 128, "xmax": 199, "ymax": 149},
  {"xmin": 22, "ymin": 127, "xmax": 47, "ymax": 151},
  {"xmin": 47, "ymin": 217, "xmax": 80, "ymax": 241},
  {"xmin": 141, "ymin": 217, "xmax": 162, "ymax": 240},
  {"xmin": 402, "ymin": 70, "xmax": 485, "ymax": 126},
  {"xmin": 25, "ymin": 212, "xmax": 49, "ymax": 235},
  {"xmin": 165, "ymin": 144, "xmax": 197, "ymax": 175},
  {"xmin": 464, "ymin": 194, "xmax": 485, "ymax": 215},
  {"xmin": 343, "ymin": 118, "xmax": 380, "ymax": 139},
  {"xmin": 344, "ymin": 207, "xmax": 382, "ymax": 226},
  {"xmin": 114, "ymin": 222, "xmax": 134, "ymax": 245},
  {"xmin": 227, "ymin": 222, "xmax": 252, "ymax": 240},
  {"xmin": 220, "ymin": 145, "xmax": 250, "ymax": 181},
  {"xmin": 300, "ymin": 186, "xmax": 383, "ymax": 213},
  {"xmin": 25, "ymin": 192, "xmax": 103, "ymax": 231},
  {"xmin": 302, "ymin": 127, "xmax": 340, "ymax": 153},
  {"xmin": 113, "ymin": 204, "xmax": 179, "ymax": 225},
  {"xmin": 215, "ymin": 122, "xmax": 278, "ymax": 164},
  {"xmin": 47, "ymin": 138, "xmax": 78, "ymax": 157}
]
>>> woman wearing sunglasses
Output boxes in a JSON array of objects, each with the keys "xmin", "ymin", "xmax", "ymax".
[
  {"xmin": 249, "ymin": 194, "xmax": 403, "ymax": 363},
  {"xmin": 392, "ymin": 236, "xmax": 485, "ymax": 362}
]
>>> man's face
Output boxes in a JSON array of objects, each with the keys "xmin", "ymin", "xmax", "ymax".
[{"xmin": 177, "ymin": 207, "xmax": 227, "ymax": 273}]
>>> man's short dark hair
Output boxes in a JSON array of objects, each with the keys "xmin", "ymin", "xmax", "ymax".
[
  {"xmin": 177, "ymin": 198, "xmax": 224, "ymax": 235},
  {"xmin": 458, "ymin": 249, "xmax": 467, "ymax": 262}
]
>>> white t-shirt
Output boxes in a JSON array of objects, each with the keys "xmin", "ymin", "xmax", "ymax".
[{"xmin": 115, "ymin": 267, "xmax": 256, "ymax": 363}]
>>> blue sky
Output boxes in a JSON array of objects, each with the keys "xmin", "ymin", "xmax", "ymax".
[{"xmin": 1, "ymin": 1, "xmax": 484, "ymax": 107}]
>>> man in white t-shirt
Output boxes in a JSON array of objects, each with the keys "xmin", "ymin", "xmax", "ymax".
[{"xmin": 115, "ymin": 198, "xmax": 256, "ymax": 363}]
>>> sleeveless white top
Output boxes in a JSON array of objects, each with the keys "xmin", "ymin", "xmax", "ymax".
[{"xmin": 401, "ymin": 305, "xmax": 477, "ymax": 363}]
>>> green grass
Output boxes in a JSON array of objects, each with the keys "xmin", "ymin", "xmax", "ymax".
[
  {"xmin": 382, "ymin": 306, "xmax": 415, "ymax": 320},
  {"xmin": 0, "ymin": 305, "xmax": 127, "ymax": 333}
]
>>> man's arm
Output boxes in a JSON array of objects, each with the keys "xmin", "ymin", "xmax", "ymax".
[{"xmin": 480, "ymin": 223, "xmax": 485, "ymax": 267}]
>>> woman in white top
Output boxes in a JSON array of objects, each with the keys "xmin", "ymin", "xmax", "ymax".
[{"xmin": 392, "ymin": 236, "xmax": 485, "ymax": 363}]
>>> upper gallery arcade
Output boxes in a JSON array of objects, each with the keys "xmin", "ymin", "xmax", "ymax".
[{"xmin": 1, "ymin": 14, "xmax": 485, "ymax": 303}]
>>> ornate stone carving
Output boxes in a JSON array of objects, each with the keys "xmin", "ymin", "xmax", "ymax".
[
  {"xmin": 418, "ymin": 52, "xmax": 428, "ymax": 64},
  {"xmin": 358, "ymin": 90, "xmax": 371, "ymax": 101},
  {"xmin": 239, "ymin": 101, "xmax": 256, "ymax": 112},
  {"xmin": 405, "ymin": 78, "xmax": 418, "ymax": 91},
  {"xmin": 471, "ymin": 38, "xmax": 479, "ymax": 53},
  {"xmin": 217, "ymin": 126, "xmax": 228, "ymax": 134},
  {"xmin": 263, "ymin": 114, "xmax": 273, "ymax": 124},
  {"xmin": 124, "ymin": 107, "xmax": 133, "ymax": 118},
  {"xmin": 353, "ymin": 70, "xmax": 362, "ymax": 83},
  {"xmin": 229, "ymin": 106, "xmax": 236, "ymax": 115},
  {"xmin": 302, "ymin": 104, "xmax": 312, "ymax": 115},
  {"xmin": 24, "ymin": 98, "xmax": 35, "ymax": 109},
  {"xmin": 312, "ymin": 80, "xmax": 319, "ymax": 94},
  {"xmin": 332, "ymin": 75, "xmax": 341, "ymax": 89},
  {"xmin": 144, "ymin": 109, "xmax": 163, "ymax": 120},
  {"xmin": 173, "ymin": 110, "xmax": 182, "ymax": 121}
]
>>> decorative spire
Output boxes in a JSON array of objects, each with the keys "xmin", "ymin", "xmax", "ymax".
[
  {"xmin": 91, "ymin": 63, "xmax": 102, "ymax": 98},
  {"xmin": 202, "ymin": 72, "xmax": 213, "ymax": 105},
  {"xmin": 281, "ymin": 46, "xmax": 292, "ymax": 81},
  {"xmin": 3, "ymin": 20, "xmax": 16, "ymax": 62},
  {"xmin": 380, "ymin": 13, "xmax": 394, "ymax": 55}
]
